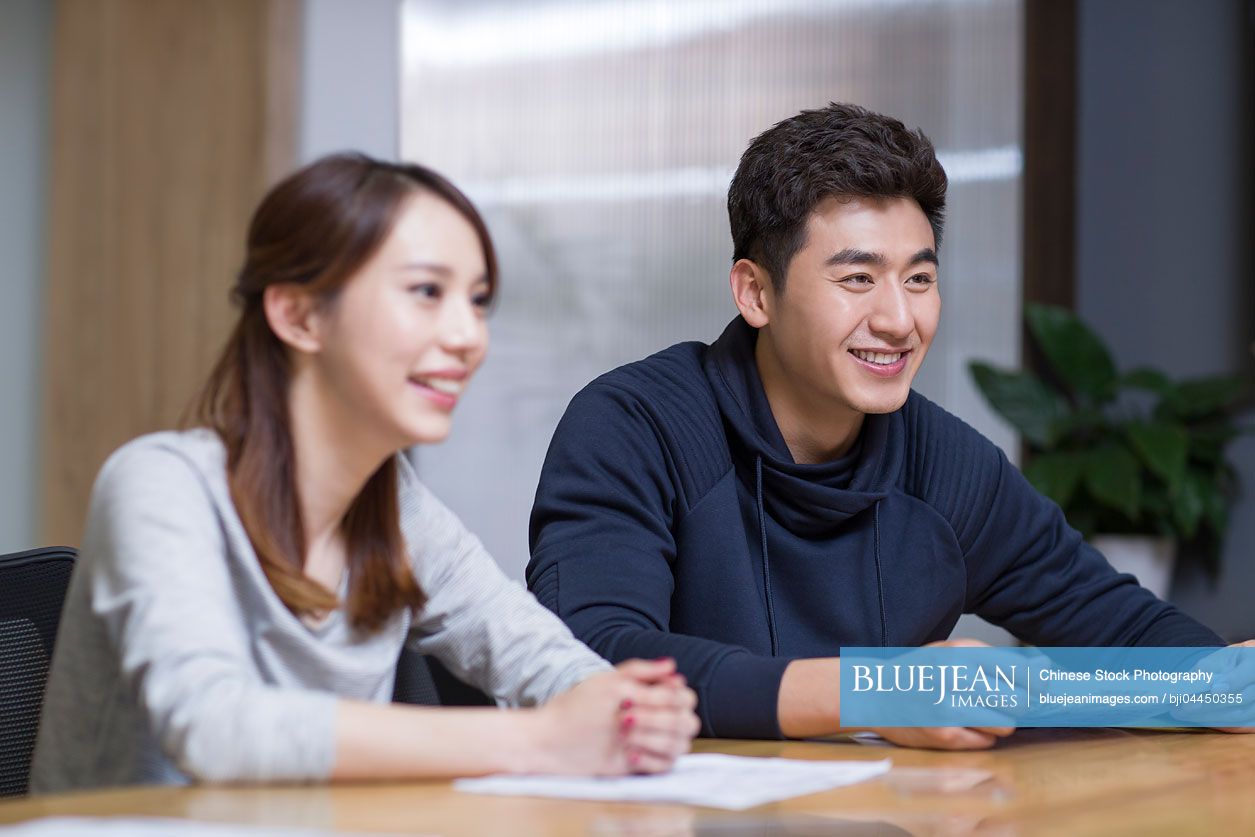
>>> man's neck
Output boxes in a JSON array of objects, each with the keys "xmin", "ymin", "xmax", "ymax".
[{"xmin": 754, "ymin": 332, "xmax": 864, "ymax": 465}]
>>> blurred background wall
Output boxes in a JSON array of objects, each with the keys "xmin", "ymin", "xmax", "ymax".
[
  {"xmin": 1, "ymin": 0, "xmax": 1250, "ymax": 638},
  {"xmin": 31, "ymin": 0, "xmax": 300, "ymax": 546},
  {"xmin": 1074, "ymin": 0, "xmax": 1254, "ymax": 639},
  {"xmin": 0, "ymin": 0, "xmax": 51, "ymax": 556}
]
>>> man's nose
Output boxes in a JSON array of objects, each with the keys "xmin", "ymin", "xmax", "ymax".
[{"xmin": 867, "ymin": 282, "xmax": 913, "ymax": 338}]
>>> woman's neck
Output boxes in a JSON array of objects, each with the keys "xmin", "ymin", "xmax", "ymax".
[{"xmin": 286, "ymin": 368, "xmax": 393, "ymax": 550}]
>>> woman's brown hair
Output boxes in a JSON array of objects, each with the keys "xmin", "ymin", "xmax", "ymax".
[{"xmin": 191, "ymin": 153, "xmax": 498, "ymax": 632}]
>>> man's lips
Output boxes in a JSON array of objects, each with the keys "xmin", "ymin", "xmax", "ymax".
[{"xmin": 848, "ymin": 348, "xmax": 911, "ymax": 377}]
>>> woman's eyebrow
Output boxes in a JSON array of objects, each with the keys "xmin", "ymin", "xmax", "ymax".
[{"xmin": 398, "ymin": 261, "xmax": 453, "ymax": 275}]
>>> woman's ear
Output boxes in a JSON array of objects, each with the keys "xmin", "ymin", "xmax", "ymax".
[
  {"xmin": 729, "ymin": 259, "xmax": 773, "ymax": 328},
  {"xmin": 263, "ymin": 284, "xmax": 324, "ymax": 354}
]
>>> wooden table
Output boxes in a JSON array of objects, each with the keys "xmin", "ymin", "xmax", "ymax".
[{"xmin": 3, "ymin": 730, "xmax": 1253, "ymax": 835}]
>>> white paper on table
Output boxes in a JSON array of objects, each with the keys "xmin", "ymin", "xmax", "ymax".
[{"xmin": 453, "ymin": 753, "xmax": 892, "ymax": 810}]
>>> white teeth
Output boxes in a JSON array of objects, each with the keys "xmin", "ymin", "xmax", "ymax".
[
  {"xmin": 852, "ymin": 350, "xmax": 903, "ymax": 365},
  {"xmin": 416, "ymin": 378, "xmax": 463, "ymax": 395}
]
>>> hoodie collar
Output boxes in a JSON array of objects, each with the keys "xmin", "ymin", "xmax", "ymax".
[{"xmin": 703, "ymin": 317, "xmax": 900, "ymax": 535}]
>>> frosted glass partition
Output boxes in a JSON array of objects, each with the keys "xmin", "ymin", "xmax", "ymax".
[{"xmin": 401, "ymin": 0, "xmax": 1024, "ymax": 582}]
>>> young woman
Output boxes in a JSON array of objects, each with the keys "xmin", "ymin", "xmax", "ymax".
[{"xmin": 31, "ymin": 154, "xmax": 699, "ymax": 792}]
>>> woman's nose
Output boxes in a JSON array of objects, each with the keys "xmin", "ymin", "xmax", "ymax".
[{"xmin": 437, "ymin": 297, "xmax": 485, "ymax": 354}]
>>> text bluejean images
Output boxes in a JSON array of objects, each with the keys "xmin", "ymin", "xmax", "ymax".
[{"xmin": 839, "ymin": 647, "xmax": 1255, "ymax": 727}]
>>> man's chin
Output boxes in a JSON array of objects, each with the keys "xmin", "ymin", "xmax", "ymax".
[{"xmin": 853, "ymin": 391, "xmax": 912, "ymax": 415}]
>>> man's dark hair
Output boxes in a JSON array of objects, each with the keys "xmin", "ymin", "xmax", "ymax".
[{"xmin": 728, "ymin": 102, "xmax": 947, "ymax": 291}]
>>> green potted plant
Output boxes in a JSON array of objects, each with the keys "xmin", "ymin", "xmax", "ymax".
[{"xmin": 969, "ymin": 303, "xmax": 1250, "ymax": 597}]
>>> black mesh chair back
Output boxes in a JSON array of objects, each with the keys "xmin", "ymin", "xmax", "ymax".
[
  {"xmin": 0, "ymin": 546, "xmax": 77, "ymax": 798},
  {"xmin": 392, "ymin": 648, "xmax": 494, "ymax": 707}
]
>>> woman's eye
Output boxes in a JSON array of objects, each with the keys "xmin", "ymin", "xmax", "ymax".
[
  {"xmin": 472, "ymin": 292, "xmax": 493, "ymax": 311},
  {"xmin": 408, "ymin": 283, "xmax": 442, "ymax": 300}
]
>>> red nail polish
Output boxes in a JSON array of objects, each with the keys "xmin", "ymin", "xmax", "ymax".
[
  {"xmin": 621, "ymin": 715, "xmax": 635, "ymax": 733},
  {"xmin": 620, "ymin": 699, "xmax": 634, "ymax": 711}
]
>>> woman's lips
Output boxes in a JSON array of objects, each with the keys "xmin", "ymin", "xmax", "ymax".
[{"xmin": 408, "ymin": 377, "xmax": 459, "ymax": 409}]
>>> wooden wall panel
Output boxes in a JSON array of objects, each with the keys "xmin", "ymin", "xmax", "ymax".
[
  {"xmin": 1022, "ymin": 0, "xmax": 1077, "ymax": 314},
  {"xmin": 41, "ymin": 0, "xmax": 300, "ymax": 545}
]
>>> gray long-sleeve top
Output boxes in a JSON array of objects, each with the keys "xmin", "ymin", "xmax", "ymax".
[{"xmin": 30, "ymin": 430, "xmax": 610, "ymax": 793}]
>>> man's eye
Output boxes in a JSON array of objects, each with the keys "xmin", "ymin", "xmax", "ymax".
[
  {"xmin": 841, "ymin": 274, "xmax": 873, "ymax": 285},
  {"xmin": 907, "ymin": 273, "xmax": 936, "ymax": 286}
]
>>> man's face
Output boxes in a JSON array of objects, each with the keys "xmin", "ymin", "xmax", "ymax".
[{"xmin": 757, "ymin": 195, "xmax": 940, "ymax": 423}]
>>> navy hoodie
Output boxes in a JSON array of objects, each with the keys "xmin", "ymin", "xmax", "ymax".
[{"xmin": 527, "ymin": 317, "xmax": 1222, "ymax": 738}]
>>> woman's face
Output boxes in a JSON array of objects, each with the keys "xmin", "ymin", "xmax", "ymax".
[{"xmin": 312, "ymin": 191, "xmax": 490, "ymax": 450}]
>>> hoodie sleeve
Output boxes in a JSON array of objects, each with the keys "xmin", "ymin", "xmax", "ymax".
[
  {"xmin": 905, "ymin": 397, "xmax": 1223, "ymax": 647},
  {"xmin": 528, "ymin": 382, "xmax": 792, "ymax": 739}
]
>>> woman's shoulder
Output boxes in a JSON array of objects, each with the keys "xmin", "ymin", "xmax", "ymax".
[
  {"xmin": 92, "ymin": 428, "xmax": 228, "ymax": 509},
  {"xmin": 394, "ymin": 449, "xmax": 448, "ymax": 526},
  {"xmin": 394, "ymin": 450, "xmax": 479, "ymax": 558},
  {"xmin": 107, "ymin": 426, "xmax": 223, "ymax": 460}
]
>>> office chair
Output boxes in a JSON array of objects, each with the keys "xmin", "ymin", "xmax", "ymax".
[
  {"xmin": 0, "ymin": 546, "xmax": 76, "ymax": 798},
  {"xmin": 393, "ymin": 648, "xmax": 495, "ymax": 707}
]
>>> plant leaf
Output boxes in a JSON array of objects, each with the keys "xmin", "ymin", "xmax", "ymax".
[
  {"xmin": 1158, "ymin": 375, "xmax": 1245, "ymax": 420},
  {"xmin": 1187, "ymin": 422, "xmax": 1241, "ymax": 466},
  {"xmin": 1122, "ymin": 367, "xmax": 1173, "ymax": 395},
  {"xmin": 1201, "ymin": 480, "xmax": 1228, "ymax": 536},
  {"xmin": 969, "ymin": 362, "xmax": 1069, "ymax": 447},
  {"xmin": 1024, "ymin": 452, "xmax": 1085, "ymax": 510},
  {"xmin": 1068, "ymin": 507, "xmax": 1098, "ymax": 539},
  {"xmin": 1083, "ymin": 445, "xmax": 1141, "ymax": 520},
  {"xmin": 1172, "ymin": 470, "xmax": 1207, "ymax": 540},
  {"xmin": 1025, "ymin": 304, "xmax": 1118, "ymax": 404},
  {"xmin": 1125, "ymin": 421, "xmax": 1188, "ymax": 492}
]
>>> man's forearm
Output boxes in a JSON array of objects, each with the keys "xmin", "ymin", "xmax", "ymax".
[{"xmin": 778, "ymin": 657, "xmax": 847, "ymax": 738}]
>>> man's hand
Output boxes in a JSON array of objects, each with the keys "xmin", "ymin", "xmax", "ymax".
[
  {"xmin": 1211, "ymin": 640, "xmax": 1255, "ymax": 734},
  {"xmin": 867, "ymin": 639, "xmax": 1016, "ymax": 750},
  {"xmin": 780, "ymin": 638, "xmax": 1019, "ymax": 747}
]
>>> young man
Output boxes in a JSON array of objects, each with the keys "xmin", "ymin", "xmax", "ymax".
[{"xmin": 526, "ymin": 103, "xmax": 1223, "ymax": 749}]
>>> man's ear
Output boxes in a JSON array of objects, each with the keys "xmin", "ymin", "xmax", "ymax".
[
  {"xmin": 729, "ymin": 259, "xmax": 773, "ymax": 328},
  {"xmin": 263, "ymin": 284, "xmax": 324, "ymax": 354}
]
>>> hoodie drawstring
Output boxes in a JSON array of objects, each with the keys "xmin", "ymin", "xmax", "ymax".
[
  {"xmin": 754, "ymin": 456, "xmax": 780, "ymax": 656},
  {"xmin": 757, "ymin": 458, "xmax": 886, "ymax": 652},
  {"xmin": 872, "ymin": 500, "xmax": 888, "ymax": 646}
]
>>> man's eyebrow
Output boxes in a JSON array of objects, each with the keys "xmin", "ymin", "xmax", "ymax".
[
  {"xmin": 398, "ymin": 262, "xmax": 453, "ymax": 275},
  {"xmin": 826, "ymin": 248, "xmax": 886, "ymax": 267},
  {"xmin": 824, "ymin": 248, "xmax": 939, "ymax": 268}
]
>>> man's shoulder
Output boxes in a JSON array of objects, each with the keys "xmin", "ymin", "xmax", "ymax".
[
  {"xmin": 896, "ymin": 390, "xmax": 1008, "ymax": 500},
  {"xmin": 554, "ymin": 340, "xmax": 731, "ymax": 500},
  {"xmin": 571, "ymin": 339, "xmax": 720, "ymax": 422},
  {"xmin": 587, "ymin": 339, "xmax": 709, "ymax": 395},
  {"xmin": 899, "ymin": 389, "xmax": 991, "ymax": 450}
]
